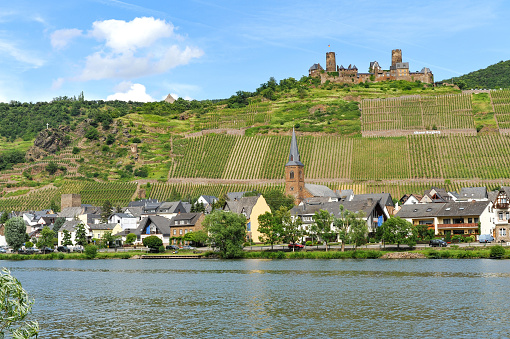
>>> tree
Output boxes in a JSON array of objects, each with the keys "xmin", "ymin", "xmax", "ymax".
[
  {"xmin": 46, "ymin": 162, "xmax": 58, "ymax": 175},
  {"xmin": 334, "ymin": 205, "xmax": 353, "ymax": 252},
  {"xmin": 53, "ymin": 217, "xmax": 65, "ymax": 233},
  {"xmin": 84, "ymin": 244, "xmax": 97, "ymax": 259},
  {"xmin": 85, "ymin": 127, "xmax": 99, "ymax": 140},
  {"xmin": 258, "ymin": 211, "xmax": 283, "ymax": 250},
  {"xmin": 190, "ymin": 202, "xmax": 205, "ymax": 213},
  {"xmin": 348, "ymin": 211, "xmax": 369, "ymax": 249},
  {"xmin": 0, "ymin": 211, "xmax": 8, "ymax": 224},
  {"xmin": 5, "ymin": 217, "xmax": 26, "ymax": 252},
  {"xmin": 313, "ymin": 210, "xmax": 336, "ymax": 251},
  {"xmin": 101, "ymin": 200, "xmax": 113, "ymax": 223},
  {"xmin": 37, "ymin": 226, "xmax": 55, "ymax": 249},
  {"xmin": 204, "ymin": 210, "xmax": 246, "ymax": 259},
  {"xmin": 380, "ymin": 216, "xmax": 417, "ymax": 248},
  {"xmin": 142, "ymin": 235, "xmax": 163, "ymax": 249},
  {"xmin": 74, "ymin": 223, "xmax": 87, "ymax": 246},
  {"xmin": 280, "ymin": 207, "xmax": 303, "ymax": 251},
  {"xmin": 101, "ymin": 231, "xmax": 118, "ymax": 248},
  {"xmin": 49, "ymin": 200, "xmax": 60, "ymax": 213},
  {"xmin": 263, "ymin": 190, "xmax": 294, "ymax": 213},
  {"xmin": 62, "ymin": 229, "xmax": 73, "ymax": 246},
  {"xmin": 188, "ymin": 230, "xmax": 208, "ymax": 246},
  {"xmin": 125, "ymin": 233, "xmax": 136, "ymax": 245},
  {"xmin": 0, "ymin": 268, "xmax": 39, "ymax": 338}
]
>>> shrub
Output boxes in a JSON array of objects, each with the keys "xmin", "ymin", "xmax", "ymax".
[
  {"xmin": 102, "ymin": 145, "xmax": 110, "ymax": 152},
  {"xmin": 72, "ymin": 147, "xmax": 80, "ymax": 154},
  {"xmin": 142, "ymin": 235, "xmax": 163, "ymax": 249},
  {"xmin": 158, "ymin": 245, "xmax": 165, "ymax": 253},
  {"xmin": 305, "ymin": 241, "xmax": 312, "ymax": 246},
  {"xmin": 132, "ymin": 137, "xmax": 141, "ymax": 143},
  {"xmin": 25, "ymin": 241, "xmax": 33, "ymax": 248},
  {"xmin": 85, "ymin": 127, "xmax": 99, "ymax": 140},
  {"xmin": 84, "ymin": 245, "xmax": 98, "ymax": 259},
  {"xmin": 490, "ymin": 245, "xmax": 505, "ymax": 259}
]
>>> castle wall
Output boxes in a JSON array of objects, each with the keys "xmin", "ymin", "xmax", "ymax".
[
  {"xmin": 61, "ymin": 194, "xmax": 81, "ymax": 210},
  {"xmin": 326, "ymin": 52, "xmax": 336, "ymax": 72},
  {"xmin": 392, "ymin": 49, "xmax": 402, "ymax": 66}
]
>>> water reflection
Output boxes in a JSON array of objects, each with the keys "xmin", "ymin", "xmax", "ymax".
[{"xmin": 1, "ymin": 259, "xmax": 510, "ymax": 338}]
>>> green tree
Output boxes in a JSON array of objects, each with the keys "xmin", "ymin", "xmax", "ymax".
[
  {"xmin": 280, "ymin": 207, "xmax": 303, "ymax": 251},
  {"xmin": 49, "ymin": 200, "xmax": 60, "ymax": 213},
  {"xmin": 334, "ymin": 205, "xmax": 355, "ymax": 252},
  {"xmin": 62, "ymin": 229, "xmax": 73, "ymax": 246},
  {"xmin": 53, "ymin": 217, "xmax": 65, "ymax": 233},
  {"xmin": 0, "ymin": 212, "xmax": 9, "ymax": 224},
  {"xmin": 188, "ymin": 230, "xmax": 208, "ymax": 246},
  {"xmin": 5, "ymin": 217, "xmax": 26, "ymax": 252},
  {"xmin": 142, "ymin": 235, "xmax": 163, "ymax": 249},
  {"xmin": 257, "ymin": 211, "xmax": 283, "ymax": 250},
  {"xmin": 349, "ymin": 212, "xmax": 369, "ymax": 249},
  {"xmin": 101, "ymin": 231, "xmax": 118, "ymax": 248},
  {"xmin": 46, "ymin": 161, "xmax": 59, "ymax": 175},
  {"xmin": 313, "ymin": 209, "xmax": 335, "ymax": 251},
  {"xmin": 84, "ymin": 244, "xmax": 98, "ymax": 259},
  {"xmin": 37, "ymin": 226, "xmax": 55, "ymax": 249},
  {"xmin": 85, "ymin": 127, "xmax": 99, "ymax": 140},
  {"xmin": 380, "ymin": 216, "xmax": 416, "ymax": 248},
  {"xmin": 125, "ymin": 233, "xmax": 136, "ymax": 245},
  {"xmin": 74, "ymin": 223, "xmax": 87, "ymax": 246},
  {"xmin": 101, "ymin": 200, "xmax": 113, "ymax": 223},
  {"xmin": 0, "ymin": 268, "xmax": 39, "ymax": 338},
  {"xmin": 263, "ymin": 190, "xmax": 294, "ymax": 213},
  {"xmin": 204, "ymin": 210, "xmax": 246, "ymax": 259}
]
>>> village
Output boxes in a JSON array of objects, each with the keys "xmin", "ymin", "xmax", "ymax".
[{"xmin": 0, "ymin": 129, "xmax": 509, "ymax": 252}]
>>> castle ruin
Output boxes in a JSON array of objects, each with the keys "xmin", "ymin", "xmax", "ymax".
[{"xmin": 309, "ymin": 49, "xmax": 433, "ymax": 85}]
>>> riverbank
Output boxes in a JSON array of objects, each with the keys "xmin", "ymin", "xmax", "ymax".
[{"xmin": 0, "ymin": 247, "xmax": 508, "ymax": 260}]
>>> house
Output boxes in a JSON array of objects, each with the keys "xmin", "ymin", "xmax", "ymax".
[
  {"xmin": 58, "ymin": 206, "xmax": 85, "ymax": 221},
  {"xmin": 169, "ymin": 213, "xmax": 205, "ymax": 245},
  {"xmin": 396, "ymin": 201, "xmax": 492, "ymax": 238},
  {"xmin": 399, "ymin": 194, "xmax": 423, "ymax": 206},
  {"xmin": 290, "ymin": 198, "xmax": 388, "ymax": 240},
  {"xmin": 458, "ymin": 187, "xmax": 488, "ymax": 202},
  {"xmin": 57, "ymin": 220, "xmax": 90, "ymax": 246},
  {"xmin": 492, "ymin": 187, "xmax": 510, "ymax": 243},
  {"xmin": 420, "ymin": 188, "xmax": 457, "ymax": 203},
  {"xmin": 155, "ymin": 201, "xmax": 188, "ymax": 219},
  {"xmin": 108, "ymin": 213, "xmax": 137, "ymax": 231},
  {"xmin": 88, "ymin": 223, "xmax": 122, "ymax": 241},
  {"xmin": 351, "ymin": 193, "xmax": 394, "ymax": 215},
  {"xmin": 224, "ymin": 195, "xmax": 271, "ymax": 243},
  {"xmin": 197, "ymin": 195, "xmax": 217, "ymax": 207},
  {"xmin": 133, "ymin": 215, "xmax": 172, "ymax": 245}
]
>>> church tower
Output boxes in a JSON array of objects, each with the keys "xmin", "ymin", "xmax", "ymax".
[{"xmin": 285, "ymin": 128, "xmax": 305, "ymax": 203}]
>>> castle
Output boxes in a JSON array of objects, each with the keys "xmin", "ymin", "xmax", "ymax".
[{"xmin": 309, "ymin": 49, "xmax": 433, "ymax": 85}]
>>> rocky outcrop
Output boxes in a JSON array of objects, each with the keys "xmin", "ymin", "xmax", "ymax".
[
  {"xmin": 25, "ymin": 126, "xmax": 71, "ymax": 161},
  {"xmin": 380, "ymin": 252, "xmax": 426, "ymax": 259}
]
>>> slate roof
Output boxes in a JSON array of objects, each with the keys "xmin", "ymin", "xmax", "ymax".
[
  {"xmin": 285, "ymin": 128, "xmax": 304, "ymax": 167},
  {"xmin": 170, "ymin": 213, "xmax": 202, "ymax": 226},
  {"xmin": 309, "ymin": 63, "xmax": 322, "ymax": 71},
  {"xmin": 291, "ymin": 199, "xmax": 385, "ymax": 220},
  {"xmin": 458, "ymin": 187, "xmax": 487, "ymax": 200},
  {"xmin": 111, "ymin": 213, "xmax": 135, "ymax": 219},
  {"xmin": 60, "ymin": 220, "xmax": 85, "ymax": 232},
  {"xmin": 224, "ymin": 196, "xmax": 259, "ymax": 219},
  {"xmin": 125, "ymin": 206, "xmax": 143, "ymax": 218},
  {"xmin": 199, "ymin": 195, "xmax": 217, "ymax": 205},
  {"xmin": 396, "ymin": 201, "xmax": 489, "ymax": 218},
  {"xmin": 134, "ymin": 215, "xmax": 172, "ymax": 236},
  {"xmin": 227, "ymin": 192, "xmax": 248, "ymax": 201},
  {"xmin": 351, "ymin": 193, "xmax": 393, "ymax": 207},
  {"xmin": 58, "ymin": 207, "xmax": 83, "ymax": 218},
  {"xmin": 304, "ymin": 184, "xmax": 338, "ymax": 198},
  {"xmin": 488, "ymin": 190, "xmax": 500, "ymax": 203},
  {"xmin": 89, "ymin": 223, "xmax": 117, "ymax": 231},
  {"xmin": 128, "ymin": 199, "xmax": 159, "ymax": 207}
]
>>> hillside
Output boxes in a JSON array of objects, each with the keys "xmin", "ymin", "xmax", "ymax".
[
  {"xmin": 448, "ymin": 60, "xmax": 510, "ymax": 89},
  {"xmin": 2, "ymin": 77, "xmax": 510, "ymax": 210}
]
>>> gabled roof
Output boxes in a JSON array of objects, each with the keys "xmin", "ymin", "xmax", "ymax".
[
  {"xmin": 199, "ymin": 195, "xmax": 217, "ymax": 205},
  {"xmin": 396, "ymin": 201, "xmax": 489, "ymax": 218},
  {"xmin": 170, "ymin": 213, "xmax": 203, "ymax": 226},
  {"xmin": 351, "ymin": 193, "xmax": 393, "ymax": 207},
  {"xmin": 285, "ymin": 128, "xmax": 304, "ymax": 167},
  {"xmin": 128, "ymin": 199, "xmax": 159, "ymax": 207},
  {"xmin": 89, "ymin": 223, "xmax": 117, "ymax": 231},
  {"xmin": 134, "ymin": 215, "xmax": 172, "ymax": 236},
  {"xmin": 58, "ymin": 207, "xmax": 83, "ymax": 218},
  {"xmin": 291, "ymin": 199, "xmax": 386, "ymax": 220},
  {"xmin": 458, "ymin": 187, "xmax": 487, "ymax": 200},
  {"xmin": 110, "ymin": 213, "xmax": 135, "ymax": 219},
  {"xmin": 227, "ymin": 192, "xmax": 248, "ymax": 201},
  {"xmin": 309, "ymin": 63, "xmax": 322, "ymax": 71},
  {"xmin": 304, "ymin": 184, "xmax": 338, "ymax": 198},
  {"xmin": 224, "ymin": 196, "xmax": 260, "ymax": 219},
  {"xmin": 125, "ymin": 206, "xmax": 143, "ymax": 217},
  {"xmin": 60, "ymin": 219, "xmax": 86, "ymax": 232}
]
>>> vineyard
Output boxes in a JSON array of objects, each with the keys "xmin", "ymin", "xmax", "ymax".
[
  {"xmin": 171, "ymin": 133, "xmax": 510, "ymax": 181},
  {"xmin": 361, "ymin": 94, "xmax": 475, "ymax": 135},
  {"xmin": 490, "ymin": 89, "xmax": 510, "ymax": 130},
  {"xmin": 194, "ymin": 101, "xmax": 272, "ymax": 131},
  {"xmin": 0, "ymin": 181, "xmax": 136, "ymax": 211}
]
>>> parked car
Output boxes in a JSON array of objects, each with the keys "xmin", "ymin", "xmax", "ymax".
[
  {"xmin": 182, "ymin": 245, "xmax": 195, "ymax": 250},
  {"xmin": 288, "ymin": 243, "xmax": 305, "ymax": 249},
  {"xmin": 72, "ymin": 245, "xmax": 84, "ymax": 253},
  {"xmin": 0, "ymin": 247, "xmax": 7, "ymax": 254},
  {"xmin": 479, "ymin": 234, "xmax": 494, "ymax": 243},
  {"xmin": 429, "ymin": 239, "xmax": 447, "ymax": 247},
  {"xmin": 57, "ymin": 246, "xmax": 71, "ymax": 253},
  {"xmin": 29, "ymin": 247, "xmax": 41, "ymax": 254},
  {"xmin": 40, "ymin": 247, "xmax": 54, "ymax": 254},
  {"xmin": 166, "ymin": 245, "xmax": 179, "ymax": 250}
]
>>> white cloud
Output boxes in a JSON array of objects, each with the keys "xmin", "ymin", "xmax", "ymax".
[
  {"xmin": 51, "ymin": 77, "xmax": 65, "ymax": 90},
  {"xmin": 106, "ymin": 83, "xmax": 154, "ymax": 102},
  {"xmin": 74, "ymin": 16, "xmax": 203, "ymax": 81},
  {"xmin": 51, "ymin": 28, "xmax": 83, "ymax": 49},
  {"xmin": 89, "ymin": 17, "xmax": 174, "ymax": 53},
  {"xmin": 113, "ymin": 80, "xmax": 134, "ymax": 92},
  {"xmin": 0, "ymin": 39, "xmax": 45, "ymax": 68}
]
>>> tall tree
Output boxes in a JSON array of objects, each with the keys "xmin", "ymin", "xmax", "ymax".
[
  {"xmin": 74, "ymin": 223, "xmax": 87, "ymax": 246},
  {"xmin": 62, "ymin": 230, "xmax": 73, "ymax": 246},
  {"xmin": 263, "ymin": 190, "xmax": 294, "ymax": 213},
  {"xmin": 204, "ymin": 210, "xmax": 246, "ymax": 259},
  {"xmin": 279, "ymin": 207, "xmax": 303, "ymax": 251},
  {"xmin": 257, "ymin": 211, "xmax": 283, "ymax": 250},
  {"xmin": 101, "ymin": 200, "xmax": 113, "ymax": 223},
  {"xmin": 334, "ymin": 205, "xmax": 353, "ymax": 252},
  {"xmin": 349, "ymin": 212, "xmax": 369, "ymax": 249},
  {"xmin": 0, "ymin": 211, "xmax": 9, "ymax": 224},
  {"xmin": 53, "ymin": 217, "xmax": 66, "ymax": 233},
  {"xmin": 37, "ymin": 226, "xmax": 55, "ymax": 249},
  {"xmin": 380, "ymin": 216, "xmax": 417, "ymax": 249},
  {"xmin": 313, "ymin": 209, "xmax": 335, "ymax": 251},
  {"xmin": 4, "ymin": 217, "xmax": 26, "ymax": 252}
]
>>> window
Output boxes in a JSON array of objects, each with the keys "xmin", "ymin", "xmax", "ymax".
[
  {"xmin": 290, "ymin": 171, "xmax": 294, "ymax": 179},
  {"xmin": 474, "ymin": 218, "xmax": 479, "ymax": 223},
  {"xmin": 419, "ymin": 220, "xmax": 433, "ymax": 225},
  {"xmin": 499, "ymin": 228, "xmax": 507, "ymax": 236},
  {"xmin": 506, "ymin": 212, "xmax": 509, "ymax": 220},
  {"xmin": 185, "ymin": 229, "xmax": 188, "ymax": 234},
  {"xmin": 453, "ymin": 218, "xmax": 464, "ymax": 224},
  {"xmin": 468, "ymin": 218, "xmax": 472, "ymax": 223},
  {"xmin": 173, "ymin": 229, "xmax": 176, "ymax": 235},
  {"xmin": 499, "ymin": 212, "xmax": 504, "ymax": 220},
  {"xmin": 443, "ymin": 219, "xmax": 451, "ymax": 224},
  {"xmin": 179, "ymin": 229, "xmax": 182, "ymax": 235}
]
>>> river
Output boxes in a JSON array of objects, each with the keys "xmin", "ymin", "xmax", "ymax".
[{"xmin": 2, "ymin": 259, "xmax": 510, "ymax": 338}]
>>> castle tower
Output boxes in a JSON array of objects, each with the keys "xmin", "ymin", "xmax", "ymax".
[
  {"xmin": 61, "ymin": 194, "xmax": 81, "ymax": 211},
  {"xmin": 326, "ymin": 52, "xmax": 336, "ymax": 72},
  {"xmin": 391, "ymin": 49, "xmax": 402, "ymax": 67},
  {"xmin": 285, "ymin": 129, "xmax": 305, "ymax": 204}
]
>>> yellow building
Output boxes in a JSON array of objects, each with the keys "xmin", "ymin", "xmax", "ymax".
[{"xmin": 224, "ymin": 195, "xmax": 271, "ymax": 243}]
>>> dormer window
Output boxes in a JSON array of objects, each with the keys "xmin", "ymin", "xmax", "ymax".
[{"xmin": 290, "ymin": 171, "xmax": 294, "ymax": 179}]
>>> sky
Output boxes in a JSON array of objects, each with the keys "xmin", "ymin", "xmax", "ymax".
[{"xmin": 0, "ymin": 0, "xmax": 509, "ymax": 103}]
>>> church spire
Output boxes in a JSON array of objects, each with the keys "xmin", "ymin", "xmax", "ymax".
[{"xmin": 286, "ymin": 128, "xmax": 304, "ymax": 167}]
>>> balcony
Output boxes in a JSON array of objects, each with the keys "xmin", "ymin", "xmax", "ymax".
[
  {"xmin": 438, "ymin": 223, "xmax": 478, "ymax": 229},
  {"xmin": 495, "ymin": 203, "xmax": 509, "ymax": 209}
]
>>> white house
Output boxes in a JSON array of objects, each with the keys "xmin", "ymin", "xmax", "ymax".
[{"xmin": 108, "ymin": 213, "xmax": 137, "ymax": 231}]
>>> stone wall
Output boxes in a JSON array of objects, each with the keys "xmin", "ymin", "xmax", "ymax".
[
  {"xmin": 185, "ymin": 128, "xmax": 246, "ymax": 138},
  {"xmin": 61, "ymin": 194, "xmax": 81, "ymax": 210},
  {"xmin": 362, "ymin": 128, "xmax": 477, "ymax": 138}
]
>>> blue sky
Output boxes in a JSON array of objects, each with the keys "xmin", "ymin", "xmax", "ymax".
[{"xmin": 0, "ymin": 0, "xmax": 509, "ymax": 103}]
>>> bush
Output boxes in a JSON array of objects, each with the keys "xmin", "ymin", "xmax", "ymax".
[
  {"xmin": 132, "ymin": 137, "xmax": 141, "ymax": 143},
  {"xmin": 142, "ymin": 235, "xmax": 163, "ymax": 249},
  {"xmin": 102, "ymin": 145, "xmax": 110, "ymax": 152},
  {"xmin": 158, "ymin": 245, "xmax": 165, "ymax": 253},
  {"xmin": 84, "ymin": 245, "xmax": 98, "ymax": 259},
  {"xmin": 72, "ymin": 147, "xmax": 80, "ymax": 154},
  {"xmin": 25, "ymin": 241, "xmax": 33, "ymax": 248},
  {"xmin": 490, "ymin": 245, "xmax": 505, "ymax": 259},
  {"xmin": 305, "ymin": 241, "xmax": 312, "ymax": 246},
  {"xmin": 85, "ymin": 127, "xmax": 99, "ymax": 140}
]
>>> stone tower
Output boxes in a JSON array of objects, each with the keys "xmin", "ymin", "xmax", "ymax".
[
  {"xmin": 391, "ymin": 49, "xmax": 402, "ymax": 67},
  {"xmin": 61, "ymin": 194, "xmax": 81, "ymax": 210},
  {"xmin": 326, "ymin": 52, "xmax": 337, "ymax": 72},
  {"xmin": 285, "ymin": 129, "xmax": 305, "ymax": 203}
]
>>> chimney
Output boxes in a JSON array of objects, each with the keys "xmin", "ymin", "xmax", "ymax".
[{"xmin": 368, "ymin": 198, "xmax": 373, "ymax": 205}]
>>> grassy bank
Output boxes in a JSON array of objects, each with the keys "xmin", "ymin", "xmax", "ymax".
[{"xmin": 0, "ymin": 251, "xmax": 145, "ymax": 260}]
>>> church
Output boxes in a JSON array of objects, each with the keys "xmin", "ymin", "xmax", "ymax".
[{"xmin": 284, "ymin": 129, "xmax": 341, "ymax": 204}]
